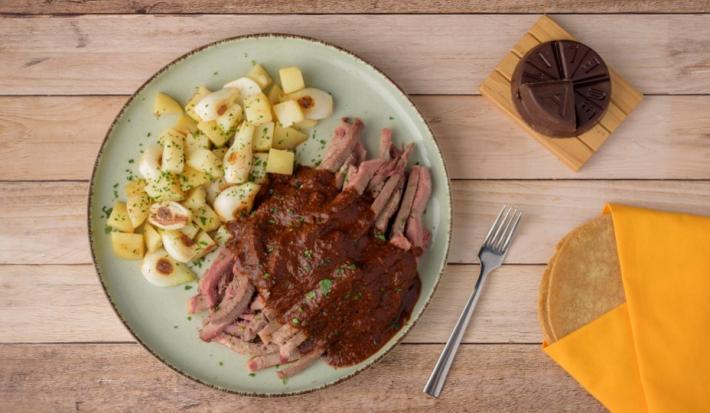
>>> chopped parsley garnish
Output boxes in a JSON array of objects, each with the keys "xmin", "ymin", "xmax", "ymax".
[
  {"xmin": 263, "ymin": 272, "xmax": 270, "ymax": 279},
  {"xmin": 291, "ymin": 317, "xmax": 300, "ymax": 325},
  {"xmin": 305, "ymin": 291, "xmax": 316, "ymax": 300},
  {"xmin": 184, "ymin": 285, "xmax": 193, "ymax": 290},
  {"xmin": 303, "ymin": 249, "xmax": 312, "ymax": 258},
  {"xmin": 319, "ymin": 279, "xmax": 333, "ymax": 295}
]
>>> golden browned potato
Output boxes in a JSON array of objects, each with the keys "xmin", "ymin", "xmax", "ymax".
[
  {"xmin": 111, "ymin": 232, "xmax": 145, "ymax": 259},
  {"xmin": 279, "ymin": 66, "xmax": 305, "ymax": 94},
  {"xmin": 153, "ymin": 92, "xmax": 183, "ymax": 118},
  {"xmin": 143, "ymin": 222, "xmax": 163, "ymax": 253},
  {"xmin": 107, "ymin": 201, "xmax": 134, "ymax": 233},
  {"xmin": 243, "ymin": 93, "xmax": 273, "ymax": 125},
  {"xmin": 266, "ymin": 148, "xmax": 295, "ymax": 175},
  {"xmin": 247, "ymin": 64, "xmax": 273, "ymax": 89},
  {"xmin": 185, "ymin": 86, "xmax": 211, "ymax": 122},
  {"xmin": 272, "ymin": 125, "xmax": 308, "ymax": 150}
]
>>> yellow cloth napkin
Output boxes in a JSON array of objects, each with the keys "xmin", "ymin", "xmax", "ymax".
[{"xmin": 543, "ymin": 204, "xmax": 710, "ymax": 412}]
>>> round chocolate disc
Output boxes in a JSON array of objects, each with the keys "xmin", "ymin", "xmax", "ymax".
[{"xmin": 511, "ymin": 40, "xmax": 611, "ymax": 138}]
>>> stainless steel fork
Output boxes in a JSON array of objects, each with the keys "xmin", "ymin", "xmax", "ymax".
[{"xmin": 423, "ymin": 205, "xmax": 523, "ymax": 398}]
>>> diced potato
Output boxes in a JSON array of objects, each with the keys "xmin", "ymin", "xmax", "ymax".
[
  {"xmin": 179, "ymin": 222, "xmax": 200, "ymax": 239},
  {"xmin": 160, "ymin": 129, "xmax": 185, "ymax": 174},
  {"xmin": 193, "ymin": 231, "xmax": 217, "ymax": 260},
  {"xmin": 206, "ymin": 178, "xmax": 229, "ymax": 205},
  {"xmin": 111, "ymin": 232, "xmax": 145, "ymax": 260},
  {"xmin": 266, "ymin": 148, "xmax": 295, "ymax": 175},
  {"xmin": 279, "ymin": 67, "xmax": 305, "ymax": 94},
  {"xmin": 213, "ymin": 182, "xmax": 261, "ymax": 222},
  {"xmin": 185, "ymin": 86, "xmax": 211, "ymax": 122},
  {"xmin": 287, "ymin": 88, "xmax": 333, "ymax": 120},
  {"xmin": 253, "ymin": 122, "xmax": 274, "ymax": 152},
  {"xmin": 243, "ymin": 93, "xmax": 273, "ymax": 125},
  {"xmin": 127, "ymin": 191, "xmax": 150, "ymax": 228},
  {"xmin": 153, "ymin": 92, "xmax": 183, "ymax": 118},
  {"xmin": 295, "ymin": 118, "xmax": 318, "ymax": 130},
  {"xmin": 192, "ymin": 204, "xmax": 221, "ymax": 232},
  {"xmin": 194, "ymin": 89, "xmax": 239, "ymax": 121},
  {"xmin": 216, "ymin": 104, "xmax": 243, "ymax": 135},
  {"xmin": 249, "ymin": 152, "xmax": 269, "ymax": 184},
  {"xmin": 186, "ymin": 148, "xmax": 223, "ymax": 180},
  {"xmin": 178, "ymin": 166, "xmax": 210, "ymax": 192},
  {"xmin": 212, "ymin": 147, "xmax": 227, "ymax": 162},
  {"xmin": 184, "ymin": 131, "xmax": 210, "ymax": 157},
  {"xmin": 143, "ymin": 223, "xmax": 162, "ymax": 253},
  {"xmin": 107, "ymin": 201, "xmax": 134, "ymax": 233},
  {"xmin": 273, "ymin": 100, "xmax": 305, "ymax": 127},
  {"xmin": 272, "ymin": 124, "xmax": 308, "ymax": 150},
  {"xmin": 183, "ymin": 186, "xmax": 207, "ymax": 210},
  {"xmin": 213, "ymin": 225, "xmax": 234, "ymax": 246},
  {"xmin": 174, "ymin": 114, "xmax": 198, "ymax": 135},
  {"xmin": 124, "ymin": 179, "xmax": 147, "ymax": 198},
  {"xmin": 197, "ymin": 120, "xmax": 230, "ymax": 147},
  {"xmin": 247, "ymin": 64, "xmax": 273, "ymax": 89},
  {"xmin": 224, "ymin": 124, "xmax": 254, "ymax": 185},
  {"xmin": 141, "ymin": 248, "xmax": 195, "ymax": 286},
  {"xmin": 144, "ymin": 173, "xmax": 184, "ymax": 202},
  {"xmin": 161, "ymin": 230, "xmax": 198, "ymax": 262},
  {"xmin": 267, "ymin": 84, "xmax": 286, "ymax": 105}
]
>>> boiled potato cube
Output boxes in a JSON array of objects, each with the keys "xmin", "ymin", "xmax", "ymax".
[
  {"xmin": 178, "ymin": 166, "xmax": 210, "ymax": 192},
  {"xmin": 145, "ymin": 173, "xmax": 184, "ymax": 202},
  {"xmin": 127, "ymin": 191, "xmax": 150, "ymax": 228},
  {"xmin": 197, "ymin": 120, "xmax": 230, "ymax": 147},
  {"xmin": 223, "ymin": 124, "xmax": 254, "ymax": 185},
  {"xmin": 193, "ymin": 230, "xmax": 217, "ymax": 260},
  {"xmin": 243, "ymin": 93, "xmax": 272, "ymax": 125},
  {"xmin": 143, "ymin": 223, "xmax": 162, "ymax": 253},
  {"xmin": 174, "ymin": 114, "xmax": 198, "ymax": 135},
  {"xmin": 249, "ymin": 152, "xmax": 269, "ymax": 184},
  {"xmin": 212, "ymin": 147, "xmax": 227, "ymax": 162},
  {"xmin": 213, "ymin": 182, "xmax": 261, "ymax": 222},
  {"xmin": 216, "ymin": 104, "xmax": 243, "ymax": 135},
  {"xmin": 267, "ymin": 84, "xmax": 286, "ymax": 104},
  {"xmin": 107, "ymin": 201, "xmax": 134, "ymax": 233},
  {"xmin": 124, "ymin": 179, "xmax": 147, "ymax": 198},
  {"xmin": 295, "ymin": 118, "xmax": 318, "ymax": 129},
  {"xmin": 273, "ymin": 100, "xmax": 304, "ymax": 127},
  {"xmin": 247, "ymin": 64, "xmax": 273, "ymax": 89},
  {"xmin": 253, "ymin": 122, "xmax": 274, "ymax": 152},
  {"xmin": 141, "ymin": 249, "xmax": 195, "ymax": 286},
  {"xmin": 111, "ymin": 232, "xmax": 145, "ymax": 259},
  {"xmin": 186, "ymin": 149, "xmax": 223, "ymax": 180},
  {"xmin": 185, "ymin": 86, "xmax": 211, "ymax": 122},
  {"xmin": 160, "ymin": 129, "xmax": 185, "ymax": 174},
  {"xmin": 179, "ymin": 222, "xmax": 200, "ymax": 239},
  {"xmin": 279, "ymin": 67, "xmax": 305, "ymax": 94},
  {"xmin": 213, "ymin": 225, "xmax": 233, "ymax": 246},
  {"xmin": 183, "ymin": 186, "xmax": 206, "ymax": 210},
  {"xmin": 192, "ymin": 205, "xmax": 220, "ymax": 232},
  {"xmin": 153, "ymin": 92, "xmax": 183, "ymax": 118},
  {"xmin": 184, "ymin": 131, "xmax": 210, "ymax": 157},
  {"xmin": 272, "ymin": 124, "xmax": 308, "ymax": 150},
  {"xmin": 266, "ymin": 148, "xmax": 294, "ymax": 175}
]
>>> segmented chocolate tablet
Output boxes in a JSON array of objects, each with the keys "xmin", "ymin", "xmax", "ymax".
[{"xmin": 511, "ymin": 40, "xmax": 611, "ymax": 138}]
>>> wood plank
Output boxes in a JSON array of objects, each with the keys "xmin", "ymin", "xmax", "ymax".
[
  {"xmin": 3, "ymin": 180, "xmax": 710, "ymax": 265},
  {"xmin": 0, "ymin": 264, "xmax": 544, "ymax": 344},
  {"xmin": 6, "ymin": 95, "xmax": 710, "ymax": 181},
  {"xmin": 0, "ymin": 343, "xmax": 604, "ymax": 412},
  {"xmin": 1, "ymin": 0, "xmax": 705, "ymax": 14},
  {"xmin": 1, "ymin": 15, "xmax": 709, "ymax": 95}
]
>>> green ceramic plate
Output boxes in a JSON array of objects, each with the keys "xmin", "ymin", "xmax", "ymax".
[{"xmin": 88, "ymin": 34, "xmax": 451, "ymax": 396}]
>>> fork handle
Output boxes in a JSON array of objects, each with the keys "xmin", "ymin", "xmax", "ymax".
[{"xmin": 423, "ymin": 264, "xmax": 492, "ymax": 398}]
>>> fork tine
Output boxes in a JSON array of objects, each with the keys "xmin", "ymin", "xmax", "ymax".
[
  {"xmin": 489, "ymin": 207, "xmax": 512, "ymax": 249},
  {"xmin": 483, "ymin": 205, "xmax": 508, "ymax": 246},
  {"xmin": 491, "ymin": 208, "xmax": 514, "ymax": 251},
  {"xmin": 500, "ymin": 210, "xmax": 523, "ymax": 252}
]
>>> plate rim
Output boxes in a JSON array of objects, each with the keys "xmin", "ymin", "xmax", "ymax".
[{"xmin": 87, "ymin": 32, "xmax": 453, "ymax": 397}]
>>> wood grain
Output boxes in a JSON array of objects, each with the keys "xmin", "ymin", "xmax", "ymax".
[
  {"xmin": 3, "ymin": 180, "xmax": 710, "ymax": 265},
  {"xmin": 0, "ymin": 264, "xmax": 543, "ymax": 344},
  {"xmin": 1, "ymin": 0, "xmax": 706, "ymax": 14},
  {"xmin": 1, "ymin": 14, "xmax": 709, "ymax": 95},
  {"xmin": 3, "ymin": 95, "xmax": 710, "ymax": 181},
  {"xmin": 0, "ymin": 343, "xmax": 604, "ymax": 412}
]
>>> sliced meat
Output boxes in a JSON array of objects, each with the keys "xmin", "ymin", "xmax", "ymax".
[
  {"xmin": 354, "ymin": 142, "xmax": 367, "ymax": 164},
  {"xmin": 187, "ymin": 248, "xmax": 235, "ymax": 313},
  {"xmin": 390, "ymin": 167, "xmax": 420, "ymax": 250},
  {"xmin": 368, "ymin": 143, "xmax": 413, "ymax": 197},
  {"xmin": 248, "ymin": 352, "xmax": 300, "ymax": 372},
  {"xmin": 277, "ymin": 346, "xmax": 325, "ymax": 380},
  {"xmin": 279, "ymin": 331, "xmax": 308, "ymax": 360},
  {"xmin": 334, "ymin": 154, "xmax": 356, "ymax": 189},
  {"xmin": 405, "ymin": 166, "xmax": 432, "ymax": 253},
  {"xmin": 344, "ymin": 159, "xmax": 385, "ymax": 195},
  {"xmin": 213, "ymin": 334, "xmax": 278, "ymax": 356},
  {"xmin": 379, "ymin": 128, "xmax": 393, "ymax": 160},
  {"xmin": 240, "ymin": 312, "xmax": 268, "ymax": 342},
  {"xmin": 199, "ymin": 274, "xmax": 254, "ymax": 342},
  {"xmin": 272, "ymin": 324, "xmax": 300, "ymax": 346},
  {"xmin": 371, "ymin": 174, "xmax": 401, "ymax": 218},
  {"xmin": 343, "ymin": 163, "xmax": 358, "ymax": 189},
  {"xmin": 250, "ymin": 295, "xmax": 265, "ymax": 311},
  {"xmin": 257, "ymin": 319, "xmax": 283, "ymax": 345},
  {"xmin": 318, "ymin": 118, "xmax": 364, "ymax": 172},
  {"xmin": 374, "ymin": 174, "xmax": 404, "ymax": 233},
  {"xmin": 223, "ymin": 320, "xmax": 247, "ymax": 337}
]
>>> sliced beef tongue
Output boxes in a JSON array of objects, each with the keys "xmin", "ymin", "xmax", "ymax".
[
  {"xmin": 344, "ymin": 158, "xmax": 385, "ymax": 195},
  {"xmin": 187, "ymin": 247, "xmax": 235, "ymax": 314},
  {"xmin": 318, "ymin": 118, "xmax": 364, "ymax": 172},
  {"xmin": 374, "ymin": 173, "xmax": 404, "ymax": 233},
  {"xmin": 379, "ymin": 128, "xmax": 393, "ymax": 160},
  {"xmin": 199, "ymin": 273, "xmax": 255, "ymax": 342},
  {"xmin": 368, "ymin": 143, "xmax": 413, "ymax": 197},
  {"xmin": 404, "ymin": 166, "xmax": 432, "ymax": 253},
  {"xmin": 390, "ymin": 167, "xmax": 420, "ymax": 250},
  {"xmin": 334, "ymin": 154, "xmax": 355, "ymax": 189}
]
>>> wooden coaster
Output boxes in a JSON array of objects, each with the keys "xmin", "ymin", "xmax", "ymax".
[{"xmin": 479, "ymin": 16, "xmax": 643, "ymax": 171}]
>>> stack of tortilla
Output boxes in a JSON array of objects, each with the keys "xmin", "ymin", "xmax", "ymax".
[{"xmin": 539, "ymin": 215, "xmax": 626, "ymax": 343}]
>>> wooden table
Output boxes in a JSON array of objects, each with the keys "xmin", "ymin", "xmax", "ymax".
[{"xmin": 1, "ymin": 1, "xmax": 709, "ymax": 411}]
